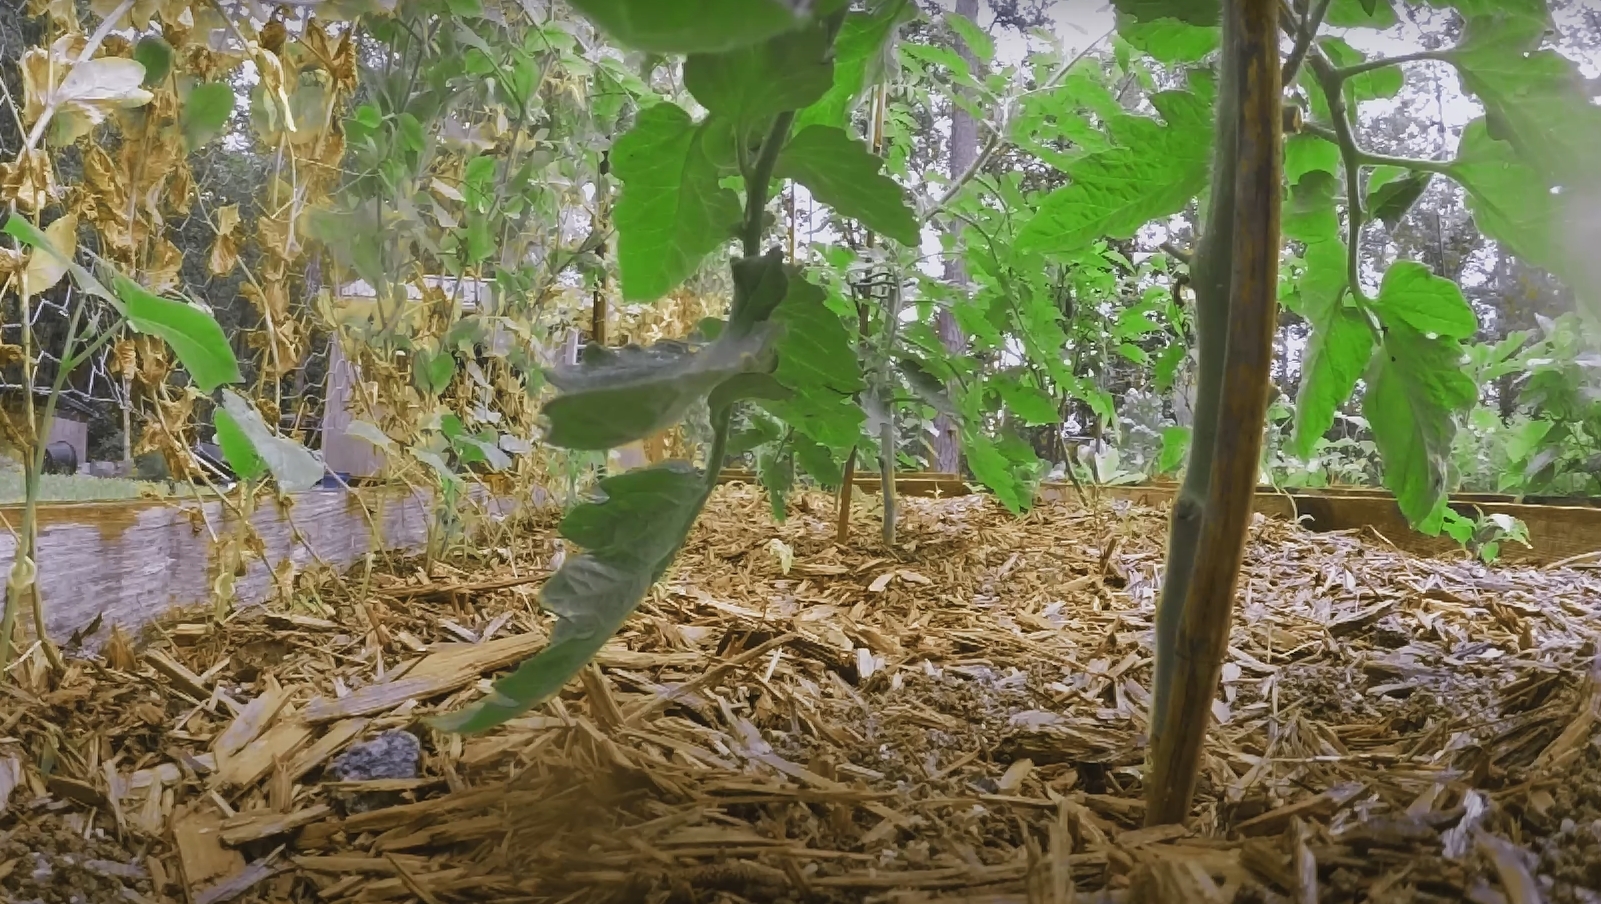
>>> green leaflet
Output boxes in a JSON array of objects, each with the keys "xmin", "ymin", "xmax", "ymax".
[
  {"xmin": 1158, "ymin": 426, "xmax": 1191, "ymax": 476},
  {"xmin": 182, "ymin": 82, "xmax": 236, "ymax": 150},
  {"xmin": 962, "ymin": 429, "xmax": 1032, "ymax": 514},
  {"xmin": 793, "ymin": 2, "xmax": 911, "ymax": 133},
  {"xmin": 1014, "ymin": 91, "xmax": 1211, "ymax": 256},
  {"xmin": 756, "ymin": 444, "xmax": 794, "ymax": 521},
  {"xmin": 1284, "ymin": 134, "xmax": 1340, "ymax": 185},
  {"xmin": 541, "ymin": 327, "xmax": 776, "ymax": 451},
  {"xmin": 1447, "ymin": 119, "xmax": 1601, "ymax": 321},
  {"xmin": 793, "ymin": 434, "xmax": 843, "ymax": 488},
  {"xmin": 1364, "ymin": 322, "xmax": 1477, "ymax": 533},
  {"xmin": 1371, "ymin": 262, "xmax": 1478, "ymax": 341},
  {"xmin": 1285, "ymin": 171, "xmax": 1365, "ymax": 459},
  {"xmin": 684, "ymin": 23, "xmax": 835, "ymax": 140},
  {"xmin": 1325, "ymin": 0, "xmax": 1397, "ymax": 29},
  {"xmin": 611, "ymin": 103, "xmax": 742, "ymax": 301},
  {"xmin": 215, "ymin": 390, "xmax": 325, "ymax": 493},
  {"xmin": 1445, "ymin": 14, "xmax": 1601, "ymax": 188},
  {"xmin": 947, "ymin": 13, "xmax": 994, "ymax": 64},
  {"xmin": 761, "ymin": 276, "xmax": 865, "ymax": 450},
  {"xmin": 1293, "ymin": 299, "xmax": 1371, "ymax": 459},
  {"xmin": 1368, "ymin": 171, "xmax": 1433, "ymax": 230},
  {"xmin": 1118, "ymin": 16, "xmax": 1218, "ymax": 64},
  {"xmin": 115, "ymin": 276, "xmax": 243, "ymax": 392},
  {"xmin": 1110, "ymin": 0, "xmax": 1219, "ymax": 27},
  {"xmin": 566, "ymin": 0, "xmax": 809, "ymax": 54},
  {"xmin": 774, "ymin": 125, "xmax": 920, "ymax": 246},
  {"xmin": 996, "ymin": 378, "xmax": 1058, "ymax": 426},
  {"xmin": 429, "ymin": 463, "xmax": 708, "ymax": 733}
]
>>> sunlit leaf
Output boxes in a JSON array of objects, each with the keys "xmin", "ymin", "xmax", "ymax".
[
  {"xmin": 429, "ymin": 462, "xmax": 708, "ymax": 733},
  {"xmin": 1119, "ymin": 16, "xmax": 1218, "ymax": 63}
]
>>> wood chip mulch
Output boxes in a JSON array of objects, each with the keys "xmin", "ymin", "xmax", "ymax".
[{"xmin": 4, "ymin": 483, "xmax": 1601, "ymax": 903}]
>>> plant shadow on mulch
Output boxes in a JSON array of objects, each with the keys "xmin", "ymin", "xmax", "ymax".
[{"xmin": 4, "ymin": 485, "xmax": 1601, "ymax": 903}]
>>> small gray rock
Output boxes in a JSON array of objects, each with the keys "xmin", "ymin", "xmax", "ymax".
[{"xmin": 330, "ymin": 730, "xmax": 421, "ymax": 782}]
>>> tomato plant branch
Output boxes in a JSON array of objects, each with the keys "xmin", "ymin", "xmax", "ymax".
[
  {"xmin": 1280, "ymin": 0, "xmax": 1332, "ymax": 85},
  {"xmin": 1334, "ymin": 50, "xmax": 1449, "ymax": 81},
  {"xmin": 743, "ymin": 112, "xmax": 796, "ymax": 258},
  {"xmin": 1307, "ymin": 52, "xmax": 1371, "ymax": 306},
  {"xmin": 1147, "ymin": 0, "xmax": 1282, "ymax": 827}
]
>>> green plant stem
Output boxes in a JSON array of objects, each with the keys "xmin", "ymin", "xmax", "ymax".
[
  {"xmin": 742, "ymin": 112, "xmax": 796, "ymax": 257},
  {"xmin": 1147, "ymin": 0, "xmax": 1282, "ymax": 827},
  {"xmin": 703, "ymin": 406, "xmax": 732, "ymax": 495},
  {"xmin": 1334, "ymin": 50, "xmax": 1448, "ymax": 81},
  {"xmin": 1280, "ymin": 0, "xmax": 1332, "ymax": 85},
  {"xmin": 1307, "ymin": 52, "xmax": 1370, "ymax": 307}
]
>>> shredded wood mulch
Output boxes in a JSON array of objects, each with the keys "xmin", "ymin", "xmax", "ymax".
[{"xmin": 4, "ymin": 484, "xmax": 1601, "ymax": 903}]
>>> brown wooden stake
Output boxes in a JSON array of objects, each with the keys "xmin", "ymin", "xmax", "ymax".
[
  {"xmin": 835, "ymin": 447, "xmax": 858, "ymax": 545},
  {"xmin": 1145, "ymin": 0, "xmax": 1282, "ymax": 826}
]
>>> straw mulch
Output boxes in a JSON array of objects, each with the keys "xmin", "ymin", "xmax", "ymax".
[{"xmin": 4, "ymin": 483, "xmax": 1601, "ymax": 904}]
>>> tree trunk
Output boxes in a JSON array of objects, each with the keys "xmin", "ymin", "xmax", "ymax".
[{"xmin": 932, "ymin": 0, "xmax": 980, "ymax": 475}]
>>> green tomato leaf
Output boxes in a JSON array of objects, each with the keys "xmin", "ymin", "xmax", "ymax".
[
  {"xmin": 1444, "ymin": 13, "xmax": 1601, "ymax": 188},
  {"xmin": 1364, "ymin": 322, "xmax": 1477, "ymax": 533},
  {"xmin": 793, "ymin": 434, "xmax": 843, "ymax": 487},
  {"xmin": 1119, "ymin": 16, "xmax": 1218, "ymax": 63},
  {"xmin": 541, "ymin": 326, "xmax": 777, "ymax": 451},
  {"xmin": 1372, "ymin": 261, "xmax": 1478, "ymax": 340},
  {"xmin": 566, "ymin": 0, "xmax": 808, "ymax": 54},
  {"xmin": 998, "ymin": 379, "xmax": 1058, "ymax": 426},
  {"xmin": 794, "ymin": 2, "xmax": 912, "ymax": 133},
  {"xmin": 115, "ymin": 276, "xmax": 242, "ymax": 391},
  {"xmin": 216, "ymin": 389, "xmax": 324, "ymax": 492},
  {"xmin": 612, "ymin": 103, "xmax": 742, "ymax": 301},
  {"xmin": 429, "ymin": 462, "xmax": 708, "ymax": 733},
  {"xmin": 1284, "ymin": 133, "xmax": 1340, "ymax": 185},
  {"xmin": 762, "ymin": 277, "xmax": 864, "ymax": 450},
  {"xmin": 182, "ymin": 82, "xmax": 235, "ymax": 150},
  {"xmin": 756, "ymin": 445, "xmax": 794, "ymax": 522},
  {"xmin": 948, "ymin": 12, "xmax": 995, "ymax": 63},
  {"xmin": 412, "ymin": 346, "xmax": 457, "ymax": 395},
  {"xmin": 775, "ymin": 125, "xmax": 919, "ymax": 246},
  {"xmin": 685, "ymin": 23, "xmax": 834, "ymax": 139},
  {"xmin": 1293, "ymin": 301, "xmax": 1372, "ymax": 459},
  {"xmin": 1368, "ymin": 170, "xmax": 1433, "ymax": 230},
  {"xmin": 1325, "ymin": 0, "xmax": 1397, "ymax": 28},
  {"xmin": 1015, "ymin": 91, "xmax": 1212, "ymax": 256},
  {"xmin": 1448, "ymin": 119, "xmax": 1601, "ymax": 319},
  {"xmin": 1158, "ymin": 426, "xmax": 1191, "ymax": 476},
  {"xmin": 1111, "ymin": 0, "xmax": 1219, "ymax": 27},
  {"xmin": 962, "ymin": 429, "xmax": 1031, "ymax": 513}
]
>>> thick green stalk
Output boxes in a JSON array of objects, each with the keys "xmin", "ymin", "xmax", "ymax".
[{"xmin": 1147, "ymin": 0, "xmax": 1283, "ymax": 826}]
